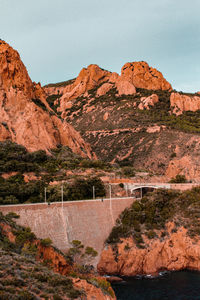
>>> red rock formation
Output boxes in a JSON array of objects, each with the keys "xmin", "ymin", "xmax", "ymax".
[
  {"xmin": 35, "ymin": 242, "xmax": 72, "ymax": 275},
  {"xmin": 170, "ymin": 92, "xmax": 200, "ymax": 115},
  {"xmin": 98, "ymin": 223, "xmax": 200, "ymax": 276},
  {"xmin": 121, "ymin": 61, "xmax": 172, "ymax": 91},
  {"xmin": 0, "ymin": 222, "xmax": 16, "ymax": 243},
  {"xmin": 138, "ymin": 94, "xmax": 159, "ymax": 110},
  {"xmin": 57, "ymin": 64, "xmax": 112, "ymax": 112},
  {"xmin": 0, "ymin": 40, "xmax": 94, "ymax": 158},
  {"xmin": 44, "ymin": 61, "xmax": 171, "ymax": 114},
  {"xmin": 115, "ymin": 79, "xmax": 136, "ymax": 96},
  {"xmin": 165, "ymin": 156, "xmax": 200, "ymax": 180}
]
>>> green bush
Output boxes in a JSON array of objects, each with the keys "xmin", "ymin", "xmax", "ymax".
[
  {"xmin": 40, "ymin": 238, "xmax": 52, "ymax": 247},
  {"xmin": 169, "ymin": 174, "xmax": 187, "ymax": 183},
  {"xmin": 15, "ymin": 227, "xmax": 36, "ymax": 247},
  {"xmin": 146, "ymin": 230, "xmax": 157, "ymax": 239},
  {"xmin": 122, "ymin": 166, "xmax": 135, "ymax": 177}
]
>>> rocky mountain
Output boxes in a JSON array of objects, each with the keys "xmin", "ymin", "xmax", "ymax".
[
  {"xmin": 44, "ymin": 63, "xmax": 200, "ymax": 181},
  {"xmin": 98, "ymin": 187, "xmax": 200, "ymax": 276},
  {"xmin": 0, "ymin": 40, "xmax": 94, "ymax": 158}
]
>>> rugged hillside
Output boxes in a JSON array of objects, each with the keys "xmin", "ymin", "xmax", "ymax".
[
  {"xmin": 98, "ymin": 187, "xmax": 200, "ymax": 276},
  {"xmin": 0, "ymin": 40, "xmax": 94, "ymax": 158},
  {"xmin": 44, "ymin": 64, "xmax": 200, "ymax": 181},
  {"xmin": 0, "ymin": 212, "xmax": 115, "ymax": 299}
]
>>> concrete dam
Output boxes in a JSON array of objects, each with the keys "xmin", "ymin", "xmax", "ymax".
[{"xmin": 0, "ymin": 197, "xmax": 134, "ymax": 261}]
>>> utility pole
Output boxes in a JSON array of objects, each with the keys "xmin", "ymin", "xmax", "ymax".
[
  {"xmin": 44, "ymin": 187, "xmax": 47, "ymax": 203},
  {"xmin": 125, "ymin": 184, "xmax": 128, "ymax": 197},
  {"xmin": 61, "ymin": 184, "xmax": 63, "ymax": 203},
  {"xmin": 109, "ymin": 184, "xmax": 112, "ymax": 199},
  {"xmin": 93, "ymin": 186, "xmax": 95, "ymax": 199}
]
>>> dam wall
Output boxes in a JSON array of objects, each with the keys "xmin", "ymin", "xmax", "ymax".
[{"xmin": 0, "ymin": 197, "xmax": 134, "ymax": 262}]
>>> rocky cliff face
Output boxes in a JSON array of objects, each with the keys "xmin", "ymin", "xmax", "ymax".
[
  {"xmin": 44, "ymin": 61, "xmax": 171, "ymax": 114},
  {"xmin": 98, "ymin": 187, "xmax": 200, "ymax": 277},
  {"xmin": 0, "ymin": 40, "xmax": 94, "ymax": 158},
  {"xmin": 170, "ymin": 92, "xmax": 200, "ymax": 115},
  {"xmin": 44, "ymin": 60, "xmax": 200, "ymax": 180},
  {"xmin": 98, "ymin": 223, "xmax": 200, "ymax": 276},
  {"xmin": 121, "ymin": 61, "xmax": 172, "ymax": 91}
]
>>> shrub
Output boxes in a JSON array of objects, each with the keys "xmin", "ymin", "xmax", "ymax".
[
  {"xmin": 6, "ymin": 212, "xmax": 20, "ymax": 219},
  {"xmin": 15, "ymin": 227, "xmax": 36, "ymax": 247},
  {"xmin": 170, "ymin": 152, "xmax": 177, "ymax": 159},
  {"xmin": 40, "ymin": 238, "xmax": 52, "ymax": 247},
  {"xmin": 169, "ymin": 174, "xmax": 187, "ymax": 183},
  {"xmin": 122, "ymin": 166, "xmax": 135, "ymax": 177},
  {"xmin": 88, "ymin": 278, "xmax": 115, "ymax": 298},
  {"xmin": 146, "ymin": 230, "xmax": 157, "ymax": 239}
]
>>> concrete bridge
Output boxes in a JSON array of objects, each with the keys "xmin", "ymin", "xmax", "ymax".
[{"xmin": 122, "ymin": 182, "xmax": 200, "ymax": 198}]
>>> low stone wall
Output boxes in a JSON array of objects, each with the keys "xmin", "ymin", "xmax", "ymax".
[
  {"xmin": 170, "ymin": 183, "xmax": 199, "ymax": 191},
  {"xmin": 0, "ymin": 198, "xmax": 134, "ymax": 263}
]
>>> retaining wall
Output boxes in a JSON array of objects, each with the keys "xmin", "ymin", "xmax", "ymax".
[{"xmin": 0, "ymin": 198, "xmax": 134, "ymax": 263}]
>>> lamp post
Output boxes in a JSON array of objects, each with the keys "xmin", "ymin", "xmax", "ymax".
[
  {"xmin": 61, "ymin": 184, "xmax": 63, "ymax": 203},
  {"xmin": 93, "ymin": 186, "xmax": 95, "ymax": 199},
  {"xmin": 44, "ymin": 187, "xmax": 47, "ymax": 203}
]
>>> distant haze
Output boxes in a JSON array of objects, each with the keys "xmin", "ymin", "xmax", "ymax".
[{"xmin": 1, "ymin": 0, "xmax": 200, "ymax": 92}]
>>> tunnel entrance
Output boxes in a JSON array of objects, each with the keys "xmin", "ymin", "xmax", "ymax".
[{"xmin": 131, "ymin": 187, "xmax": 156, "ymax": 199}]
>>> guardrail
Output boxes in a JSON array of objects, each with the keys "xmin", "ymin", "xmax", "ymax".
[{"xmin": 0, "ymin": 196, "xmax": 135, "ymax": 208}]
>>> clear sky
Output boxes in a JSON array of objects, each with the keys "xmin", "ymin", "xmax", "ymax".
[{"xmin": 1, "ymin": 0, "xmax": 200, "ymax": 92}]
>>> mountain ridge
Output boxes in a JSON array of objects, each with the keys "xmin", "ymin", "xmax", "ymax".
[{"xmin": 0, "ymin": 40, "xmax": 94, "ymax": 159}]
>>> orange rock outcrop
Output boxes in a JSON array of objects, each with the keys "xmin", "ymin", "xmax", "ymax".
[
  {"xmin": 121, "ymin": 61, "xmax": 172, "ymax": 91},
  {"xmin": 35, "ymin": 242, "xmax": 72, "ymax": 275},
  {"xmin": 165, "ymin": 156, "xmax": 200, "ymax": 180},
  {"xmin": 98, "ymin": 223, "xmax": 200, "ymax": 276},
  {"xmin": 44, "ymin": 61, "xmax": 171, "ymax": 114},
  {"xmin": 0, "ymin": 222, "xmax": 16, "ymax": 243},
  {"xmin": 0, "ymin": 40, "xmax": 94, "ymax": 158},
  {"xmin": 138, "ymin": 93, "xmax": 159, "ymax": 110},
  {"xmin": 170, "ymin": 92, "xmax": 200, "ymax": 115},
  {"xmin": 57, "ymin": 64, "xmax": 112, "ymax": 112}
]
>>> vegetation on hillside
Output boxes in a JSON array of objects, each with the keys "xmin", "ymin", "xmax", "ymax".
[
  {"xmin": 106, "ymin": 187, "xmax": 200, "ymax": 247},
  {"xmin": 44, "ymin": 78, "xmax": 75, "ymax": 88},
  {"xmin": 59, "ymin": 83, "xmax": 200, "ymax": 172},
  {"xmin": 0, "ymin": 213, "xmax": 82, "ymax": 299},
  {"xmin": 0, "ymin": 213, "xmax": 115, "ymax": 299},
  {"xmin": 0, "ymin": 141, "xmax": 107, "ymax": 205},
  {"xmin": 65, "ymin": 85, "xmax": 200, "ymax": 134}
]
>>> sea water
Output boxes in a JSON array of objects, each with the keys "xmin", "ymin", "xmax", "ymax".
[{"xmin": 112, "ymin": 271, "xmax": 200, "ymax": 300}]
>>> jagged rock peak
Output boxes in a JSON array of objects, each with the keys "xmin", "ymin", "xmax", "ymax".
[
  {"xmin": 73, "ymin": 64, "xmax": 112, "ymax": 92},
  {"xmin": 121, "ymin": 61, "xmax": 172, "ymax": 91},
  {"xmin": 0, "ymin": 40, "xmax": 33, "ymax": 95},
  {"xmin": 0, "ymin": 41, "xmax": 95, "ymax": 158}
]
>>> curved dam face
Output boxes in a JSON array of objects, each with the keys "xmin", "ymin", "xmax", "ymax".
[{"xmin": 0, "ymin": 198, "xmax": 134, "ymax": 263}]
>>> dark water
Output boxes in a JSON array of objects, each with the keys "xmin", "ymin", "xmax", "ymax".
[{"xmin": 112, "ymin": 271, "xmax": 200, "ymax": 300}]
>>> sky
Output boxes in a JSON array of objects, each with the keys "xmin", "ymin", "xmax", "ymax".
[{"xmin": 1, "ymin": 0, "xmax": 200, "ymax": 92}]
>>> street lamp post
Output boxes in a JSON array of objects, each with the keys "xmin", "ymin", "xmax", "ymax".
[
  {"xmin": 93, "ymin": 186, "xmax": 95, "ymax": 199},
  {"xmin": 44, "ymin": 187, "xmax": 47, "ymax": 203},
  {"xmin": 61, "ymin": 184, "xmax": 63, "ymax": 203}
]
